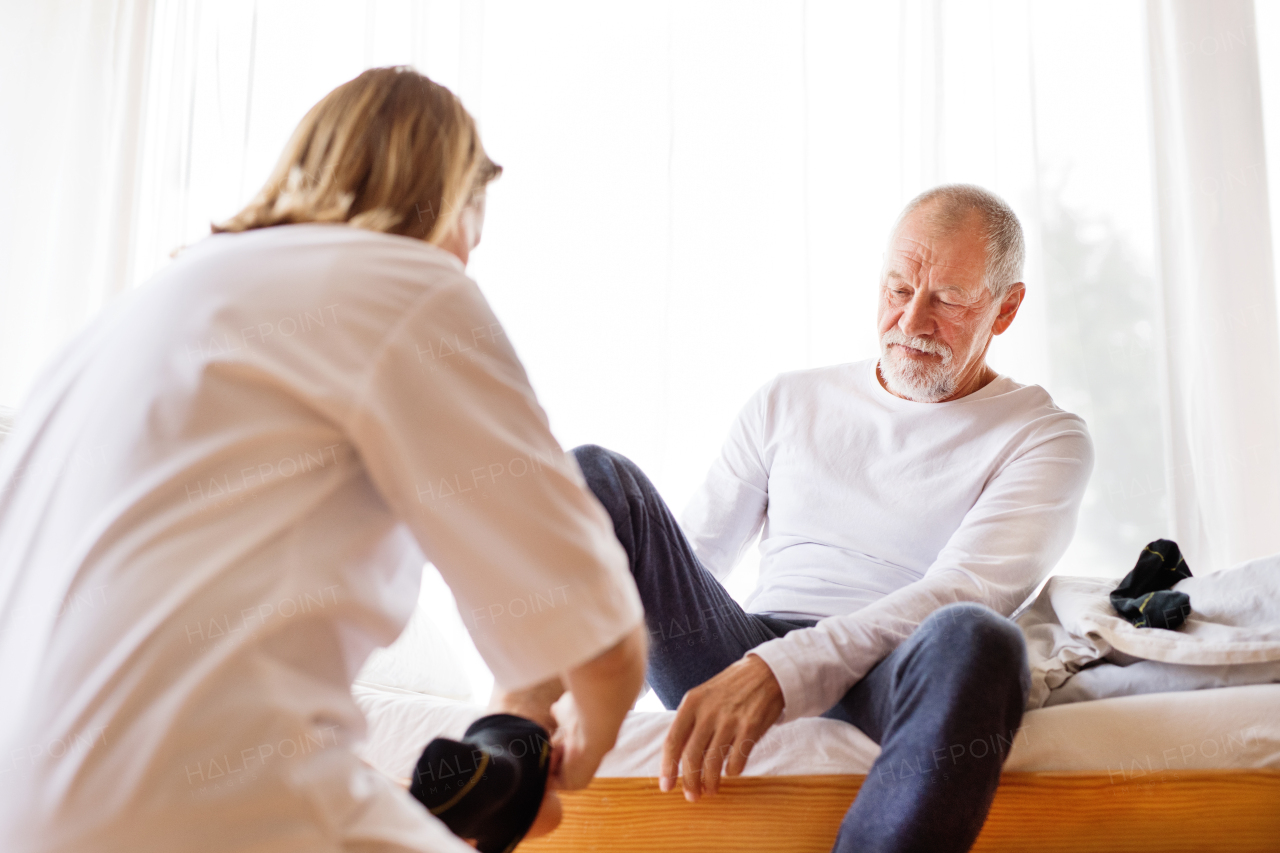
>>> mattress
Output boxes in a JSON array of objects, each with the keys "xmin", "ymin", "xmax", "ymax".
[{"xmin": 352, "ymin": 681, "xmax": 1280, "ymax": 782}]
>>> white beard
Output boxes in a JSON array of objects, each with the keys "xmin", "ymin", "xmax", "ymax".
[{"xmin": 878, "ymin": 330, "xmax": 956, "ymax": 402}]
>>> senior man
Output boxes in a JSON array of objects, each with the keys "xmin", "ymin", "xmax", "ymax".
[{"xmin": 572, "ymin": 184, "xmax": 1093, "ymax": 853}]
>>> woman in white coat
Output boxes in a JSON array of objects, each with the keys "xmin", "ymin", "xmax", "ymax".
[{"xmin": 0, "ymin": 66, "xmax": 646, "ymax": 853}]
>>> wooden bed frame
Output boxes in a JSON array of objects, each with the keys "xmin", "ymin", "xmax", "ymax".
[{"xmin": 521, "ymin": 770, "xmax": 1280, "ymax": 852}]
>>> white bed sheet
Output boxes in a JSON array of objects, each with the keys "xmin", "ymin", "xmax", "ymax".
[{"xmin": 353, "ymin": 681, "xmax": 1280, "ymax": 782}]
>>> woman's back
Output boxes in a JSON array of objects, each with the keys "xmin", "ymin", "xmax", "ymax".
[{"xmin": 0, "ymin": 223, "xmax": 637, "ymax": 852}]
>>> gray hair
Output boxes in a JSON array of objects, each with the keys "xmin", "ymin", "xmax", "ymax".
[{"xmin": 892, "ymin": 184, "xmax": 1025, "ymax": 299}]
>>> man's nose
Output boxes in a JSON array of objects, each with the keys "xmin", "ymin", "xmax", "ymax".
[{"xmin": 898, "ymin": 291, "xmax": 934, "ymax": 337}]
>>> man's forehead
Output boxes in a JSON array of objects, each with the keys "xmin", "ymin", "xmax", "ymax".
[
  {"xmin": 884, "ymin": 251, "xmax": 983, "ymax": 287},
  {"xmin": 885, "ymin": 221, "xmax": 986, "ymax": 284},
  {"xmin": 894, "ymin": 203, "xmax": 985, "ymax": 246}
]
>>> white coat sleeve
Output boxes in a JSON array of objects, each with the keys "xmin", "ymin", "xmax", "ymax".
[
  {"xmin": 749, "ymin": 422, "xmax": 1094, "ymax": 721},
  {"xmin": 679, "ymin": 380, "xmax": 773, "ymax": 580},
  {"xmin": 346, "ymin": 275, "xmax": 643, "ymax": 691}
]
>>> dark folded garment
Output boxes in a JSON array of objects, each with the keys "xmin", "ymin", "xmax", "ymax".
[
  {"xmin": 1110, "ymin": 539, "xmax": 1193, "ymax": 630},
  {"xmin": 409, "ymin": 714, "xmax": 551, "ymax": 853}
]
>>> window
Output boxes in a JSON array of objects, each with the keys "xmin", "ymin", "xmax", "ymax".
[{"xmin": 41, "ymin": 0, "xmax": 1232, "ymax": 700}]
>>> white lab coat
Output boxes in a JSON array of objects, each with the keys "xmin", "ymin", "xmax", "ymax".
[{"xmin": 0, "ymin": 224, "xmax": 642, "ymax": 852}]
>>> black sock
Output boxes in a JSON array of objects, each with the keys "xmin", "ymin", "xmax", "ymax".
[{"xmin": 1110, "ymin": 539, "xmax": 1192, "ymax": 630}]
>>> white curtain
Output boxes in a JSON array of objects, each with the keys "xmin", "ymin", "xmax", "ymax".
[
  {"xmin": 0, "ymin": 0, "xmax": 154, "ymax": 409},
  {"xmin": 1147, "ymin": 0, "xmax": 1280, "ymax": 571},
  {"xmin": 2, "ymin": 0, "xmax": 1277, "ymax": 604}
]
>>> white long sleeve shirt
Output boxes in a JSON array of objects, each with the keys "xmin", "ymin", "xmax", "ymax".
[
  {"xmin": 0, "ymin": 224, "xmax": 642, "ymax": 853},
  {"xmin": 680, "ymin": 360, "xmax": 1093, "ymax": 722}
]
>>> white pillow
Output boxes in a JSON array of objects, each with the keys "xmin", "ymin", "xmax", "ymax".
[
  {"xmin": 356, "ymin": 566, "xmax": 473, "ymax": 700},
  {"xmin": 353, "ymin": 685, "xmax": 487, "ymax": 781}
]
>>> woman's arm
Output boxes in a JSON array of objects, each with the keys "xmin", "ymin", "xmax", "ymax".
[
  {"xmin": 551, "ymin": 622, "xmax": 647, "ymax": 788},
  {"xmin": 348, "ymin": 274, "xmax": 645, "ymax": 693},
  {"xmin": 491, "ymin": 623, "xmax": 646, "ymax": 789}
]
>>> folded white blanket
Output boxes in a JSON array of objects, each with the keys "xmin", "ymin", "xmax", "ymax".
[
  {"xmin": 1018, "ymin": 553, "xmax": 1280, "ymax": 708},
  {"xmin": 1042, "ymin": 657, "xmax": 1280, "ymax": 706}
]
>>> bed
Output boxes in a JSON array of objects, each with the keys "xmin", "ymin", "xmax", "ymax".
[{"xmin": 353, "ymin": 681, "xmax": 1280, "ymax": 852}]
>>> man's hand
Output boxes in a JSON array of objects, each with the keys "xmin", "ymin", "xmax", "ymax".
[{"xmin": 660, "ymin": 653, "xmax": 784, "ymax": 801}]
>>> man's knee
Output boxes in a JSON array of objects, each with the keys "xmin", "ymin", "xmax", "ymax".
[
  {"xmin": 571, "ymin": 443, "xmax": 611, "ymax": 475},
  {"xmin": 918, "ymin": 603, "xmax": 1027, "ymax": 674},
  {"xmin": 571, "ymin": 444, "xmax": 623, "ymax": 499},
  {"xmin": 571, "ymin": 444, "xmax": 650, "ymax": 527}
]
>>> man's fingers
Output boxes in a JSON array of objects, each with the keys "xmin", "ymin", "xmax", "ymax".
[
  {"xmin": 660, "ymin": 699, "xmax": 698, "ymax": 793},
  {"xmin": 705, "ymin": 725, "xmax": 757, "ymax": 794},
  {"xmin": 680, "ymin": 721, "xmax": 715, "ymax": 802},
  {"xmin": 725, "ymin": 733, "xmax": 756, "ymax": 778},
  {"xmin": 701, "ymin": 729, "xmax": 734, "ymax": 796},
  {"xmin": 660, "ymin": 656, "xmax": 785, "ymax": 798}
]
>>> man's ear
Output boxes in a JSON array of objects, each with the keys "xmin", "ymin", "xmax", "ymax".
[{"xmin": 992, "ymin": 283, "xmax": 1025, "ymax": 335}]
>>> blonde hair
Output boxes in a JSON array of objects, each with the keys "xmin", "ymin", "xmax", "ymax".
[{"xmin": 213, "ymin": 66, "xmax": 501, "ymax": 243}]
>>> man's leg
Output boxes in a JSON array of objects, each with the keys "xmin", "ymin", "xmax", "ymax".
[
  {"xmin": 825, "ymin": 602, "xmax": 1030, "ymax": 853},
  {"xmin": 571, "ymin": 444, "xmax": 802, "ymax": 708}
]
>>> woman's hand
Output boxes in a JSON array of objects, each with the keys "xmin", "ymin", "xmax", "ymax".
[
  {"xmin": 491, "ymin": 624, "xmax": 646, "ymax": 792},
  {"xmin": 548, "ymin": 624, "xmax": 647, "ymax": 790},
  {"xmin": 524, "ymin": 787, "xmax": 563, "ymax": 839},
  {"xmin": 546, "ymin": 689, "xmax": 597, "ymax": 790},
  {"xmin": 489, "ymin": 676, "xmax": 564, "ymax": 734}
]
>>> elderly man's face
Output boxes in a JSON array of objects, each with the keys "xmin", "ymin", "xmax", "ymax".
[{"xmin": 876, "ymin": 206, "xmax": 1022, "ymax": 402}]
